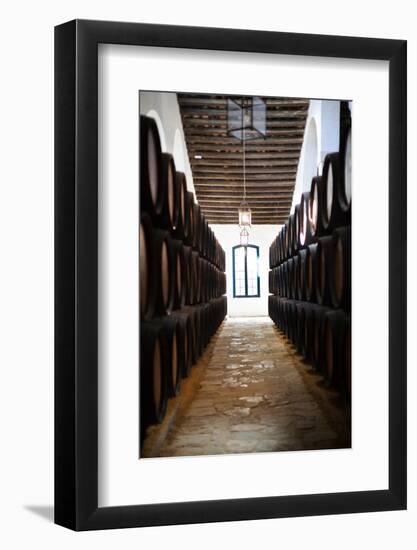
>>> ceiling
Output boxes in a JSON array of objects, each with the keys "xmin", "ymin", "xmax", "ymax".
[{"xmin": 178, "ymin": 93, "xmax": 309, "ymax": 224}]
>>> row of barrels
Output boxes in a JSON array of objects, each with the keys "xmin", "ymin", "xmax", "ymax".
[
  {"xmin": 270, "ymin": 126, "xmax": 351, "ymax": 268},
  {"xmin": 269, "ymin": 296, "xmax": 351, "ymax": 399},
  {"xmin": 269, "ymin": 226, "xmax": 351, "ymax": 312},
  {"xmin": 140, "ymin": 114, "xmax": 228, "ymax": 445},
  {"xmin": 140, "ymin": 297, "xmax": 227, "ymax": 443},
  {"xmin": 141, "ymin": 115, "xmax": 225, "ymax": 270},
  {"xmin": 140, "ymin": 213, "xmax": 226, "ymax": 320}
]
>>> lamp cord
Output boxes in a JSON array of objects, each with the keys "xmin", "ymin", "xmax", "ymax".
[{"xmin": 243, "ymin": 136, "xmax": 246, "ymax": 202}]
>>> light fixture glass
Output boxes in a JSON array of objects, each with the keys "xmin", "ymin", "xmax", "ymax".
[
  {"xmin": 240, "ymin": 227, "xmax": 249, "ymax": 246},
  {"xmin": 227, "ymin": 96, "xmax": 267, "ymax": 141},
  {"xmin": 238, "ymin": 201, "xmax": 252, "ymax": 227}
]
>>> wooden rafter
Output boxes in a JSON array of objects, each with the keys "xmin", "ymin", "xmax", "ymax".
[{"xmin": 178, "ymin": 93, "xmax": 308, "ymax": 224}]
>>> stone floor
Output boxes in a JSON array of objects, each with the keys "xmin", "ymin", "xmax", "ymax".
[{"xmin": 142, "ymin": 316, "xmax": 351, "ymax": 458}]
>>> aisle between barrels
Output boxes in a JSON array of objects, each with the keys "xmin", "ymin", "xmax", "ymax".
[{"xmin": 142, "ymin": 317, "xmax": 350, "ymax": 458}]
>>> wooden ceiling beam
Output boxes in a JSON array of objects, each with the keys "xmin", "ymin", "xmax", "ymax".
[
  {"xmin": 183, "ymin": 129, "xmax": 304, "ymax": 137},
  {"xmin": 194, "ymin": 183, "xmax": 294, "ymax": 190},
  {"xmin": 186, "ymin": 139, "xmax": 303, "ymax": 147},
  {"xmin": 192, "ymin": 167, "xmax": 297, "ymax": 176},
  {"xmin": 193, "ymin": 179, "xmax": 295, "ymax": 187},
  {"xmin": 199, "ymin": 199, "xmax": 291, "ymax": 205},
  {"xmin": 187, "ymin": 152, "xmax": 301, "ymax": 160},
  {"xmin": 197, "ymin": 195, "xmax": 292, "ymax": 201},
  {"xmin": 178, "ymin": 97, "xmax": 309, "ymax": 107},
  {"xmin": 190, "ymin": 159, "xmax": 299, "ymax": 168},
  {"xmin": 206, "ymin": 214, "xmax": 288, "ymax": 223},
  {"xmin": 200, "ymin": 204, "xmax": 289, "ymax": 210},
  {"xmin": 181, "ymin": 111, "xmax": 307, "ymax": 123},
  {"xmin": 182, "ymin": 115, "xmax": 307, "ymax": 125}
]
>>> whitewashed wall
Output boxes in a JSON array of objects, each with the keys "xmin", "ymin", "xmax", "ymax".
[
  {"xmin": 139, "ymin": 91, "xmax": 196, "ymax": 195},
  {"xmin": 291, "ymin": 99, "xmax": 340, "ymax": 211},
  {"xmin": 211, "ymin": 224, "xmax": 280, "ymax": 317}
]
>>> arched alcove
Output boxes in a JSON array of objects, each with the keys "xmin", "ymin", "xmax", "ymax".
[
  {"xmin": 173, "ymin": 128, "xmax": 185, "ymax": 172},
  {"xmin": 146, "ymin": 109, "xmax": 167, "ymax": 151},
  {"xmin": 302, "ymin": 117, "xmax": 318, "ymax": 190}
]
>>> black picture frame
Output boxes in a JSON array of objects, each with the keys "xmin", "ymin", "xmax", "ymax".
[{"xmin": 55, "ymin": 19, "xmax": 407, "ymax": 531}]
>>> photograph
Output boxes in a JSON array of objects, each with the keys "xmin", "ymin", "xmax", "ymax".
[{"xmin": 139, "ymin": 91, "xmax": 352, "ymax": 458}]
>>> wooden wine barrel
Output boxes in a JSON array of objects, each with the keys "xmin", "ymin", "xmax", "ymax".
[
  {"xmin": 275, "ymin": 267, "xmax": 280, "ymax": 296},
  {"xmin": 273, "ymin": 267, "xmax": 279, "ymax": 296},
  {"xmin": 295, "ymin": 301, "xmax": 306, "ymax": 355},
  {"xmin": 320, "ymin": 153, "xmax": 349, "ymax": 231},
  {"xmin": 271, "ymin": 266, "xmax": 277, "ymax": 296},
  {"xmin": 220, "ymin": 271, "xmax": 227, "ymax": 296},
  {"xmin": 192, "ymin": 203, "xmax": 202, "ymax": 252},
  {"xmin": 152, "ymin": 229, "xmax": 175, "ymax": 315},
  {"xmin": 287, "ymin": 214, "xmax": 295, "ymax": 257},
  {"xmin": 278, "ymin": 225, "xmax": 284, "ymax": 263},
  {"xmin": 277, "ymin": 233, "xmax": 283, "ymax": 266},
  {"xmin": 170, "ymin": 310, "xmax": 192, "ymax": 377},
  {"xmin": 297, "ymin": 248, "xmax": 308, "ymax": 301},
  {"xmin": 183, "ymin": 245, "xmax": 194, "ymax": 306},
  {"xmin": 269, "ymin": 238, "xmax": 276, "ymax": 269},
  {"xmin": 183, "ymin": 191, "xmax": 195, "ymax": 247},
  {"xmin": 305, "ymin": 243, "xmax": 318, "ymax": 302},
  {"xmin": 191, "ymin": 251, "xmax": 200, "ymax": 305},
  {"xmin": 299, "ymin": 192, "xmax": 314, "ymax": 248},
  {"xmin": 219, "ymin": 247, "xmax": 226, "ymax": 272},
  {"xmin": 140, "ymin": 115, "xmax": 164, "ymax": 221},
  {"xmin": 171, "ymin": 239, "xmax": 186, "ymax": 310},
  {"xmin": 309, "ymin": 176, "xmax": 326, "ymax": 238},
  {"xmin": 140, "ymin": 212, "xmax": 156, "ymax": 320},
  {"xmin": 268, "ymin": 295, "xmax": 276, "ymax": 322},
  {"xmin": 140, "ymin": 320, "xmax": 168, "ymax": 429},
  {"xmin": 198, "ymin": 258, "xmax": 207, "ymax": 303},
  {"xmin": 201, "ymin": 216, "xmax": 209, "ymax": 259},
  {"xmin": 172, "ymin": 172, "xmax": 187, "ymax": 240},
  {"xmin": 207, "ymin": 227, "xmax": 214, "ymax": 264},
  {"xmin": 303, "ymin": 303, "xmax": 322, "ymax": 362},
  {"xmin": 293, "ymin": 204, "xmax": 301, "ymax": 254},
  {"xmin": 339, "ymin": 127, "xmax": 352, "ymax": 216},
  {"xmin": 323, "ymin": 309, "xmax": 347, "ymax": 388},
  {"xmin": 273, "ymin": 296, "xmax": 282, "ymax": 329},
  {"xmin": 283, "ymin": 260, "xmax": 290, "ymax": 298},
  {"xmin": 160, "ymin": 316, "xmax": 182, "ymax": 397},
  {"xmin": 159, "ymin": 153, "xmax": 177, "ymax": 231},
  {"xmin": 183, "ymin": 305, "xmax": 202, "ymax": 364},
  {"xmin": 291, "ymin": 255, "xmax": 299, "ymax": 299},
  {"xmin": 312, "ymin": 305, "xmax": 331, "ymax": 373},
  {"xmin": 277, "ymin": 296, "xmax": 285, "ymax": 327},
  {"xmin": 279, "ymin": 265, "xmax": 285, "ymax": 297},
  {"xmin": 345, "ymin": 316, "xmax": 351, "ymax": 399},
  {"xmin": 329, "ymin": 226, "xmax": 351, "ymax": 311},
  {"xmin": 278, "ymin": 297, "xmax": 289, "ymax": 331},
  {"xmin": 287, "ymin": 258, "xmax": 295, "ymax": 299},
  {"xmin": 181, "ymin": 189, "xmax": 192, "ymax": 245},
  {"xmin": 287, "ymin": 300, "xmax": 298, "ymax": 344},
  {"xmin": 315, "ymin": 235, "xmax": 333, "ymax": 306}
]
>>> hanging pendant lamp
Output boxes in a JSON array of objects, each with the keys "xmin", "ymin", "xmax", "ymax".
[
  {"xmin": 227, "ymin": 96, "xmax": 266, "ymax": 237},
  {"xmin": 240, "ymin": 227, "xmax": 250, "ymax": 246}
]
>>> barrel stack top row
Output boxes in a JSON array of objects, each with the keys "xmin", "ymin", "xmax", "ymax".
[{"xmin": 141, "ymin": 114, "xmax": 225, "ymax": 271}]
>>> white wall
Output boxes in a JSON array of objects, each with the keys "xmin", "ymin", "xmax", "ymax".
[
  {"xmin": 139, "ymin": 91, "xmax": 196, "ymax": 195},
  {"xmin": 211, "ymin": 224, "xmax": 279, "ymax": 317},
  {"xmin": 291, "ymin": 99, "xmax": 340, "ymax": 210},
  {"xmin": 1, "ymin": 2, "xmax": 416, "ymax": 550}
]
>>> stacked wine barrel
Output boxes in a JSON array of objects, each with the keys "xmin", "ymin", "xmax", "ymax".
[
  {"xmin": 140, "ymin": 115, "xmax": 227, "ymax": 443},
  {"xmin": 269, "ymin": 120, "xmax": 352, "ymax": 400}
]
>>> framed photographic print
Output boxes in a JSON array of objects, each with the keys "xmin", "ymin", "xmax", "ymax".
[{"xmin": 55, "ymin": 19, "xmax": 407, "ymax": 530}]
